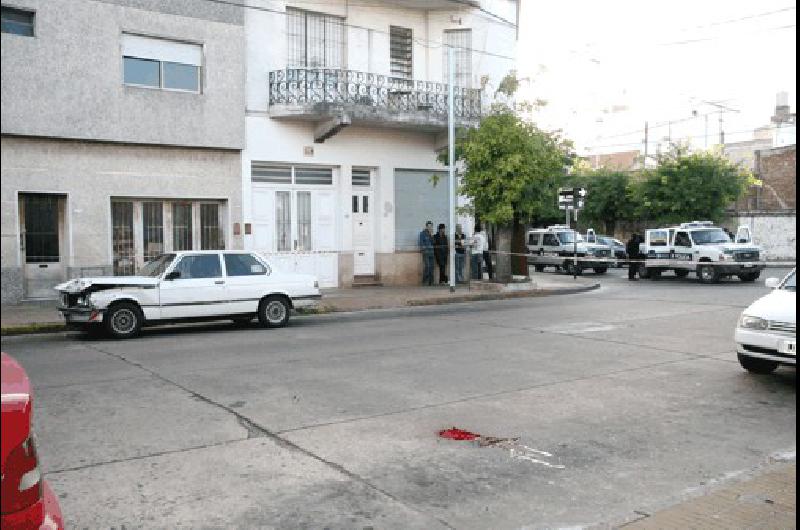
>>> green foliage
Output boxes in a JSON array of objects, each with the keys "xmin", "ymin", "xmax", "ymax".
[
  {"xmin": 440, "ymin": 111, "xmax": 573, "ymax": 226},
  {"xmin": 634, "ymin": 147, "xmax": 752, "ymax": 224},
  {"xmin": 573, "ymin": 169, "xmax": 637, "ymax": 232}
]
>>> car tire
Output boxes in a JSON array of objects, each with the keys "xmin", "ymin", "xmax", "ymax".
[
  {"xmin": 675, "ymin": 270, "xmax": 690, "ymax": 279},
  {"xmin": 593, "ymin": 267, "xmax": 608, "ymax": 274},
  {"xmin": 258, "ymin": 296, "xmax": 291, "ymax": 328},
  {"xmin": 697, "ymin": 263, "xmax": 720, "ymax": 284},
  {"xmin": 648, "ymin": 268, "xmax": 662, "ymax": 280},
  {"xmin": 738, "ymin": 272, "xmax": 761, "ymax": 282},
  {"xmin": 564, "ymin": 261, "xmax": 582, "ymax": 276},
  {"xmin": 104, "ymin": 302, "xmax": 143, "ymax": 339},
  {"xmin": 737, "ymin": 353, "xmax": 778, "ymax": 374},
  {"xmin": 534, "ymin": 265, "xmax": 545, "ymax": 272}
]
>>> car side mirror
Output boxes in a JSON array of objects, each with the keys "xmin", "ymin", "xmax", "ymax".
[
  {"xmin": 764, "ymin": 277, "xmax": 781, "ymax": 289},
  {"xmin": 164, "ymin": 271, "xmax": 181, "ymax": 281}
]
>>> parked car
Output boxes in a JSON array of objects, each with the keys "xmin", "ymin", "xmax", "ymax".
[
  {"xmin": 1, "ymin": 353, "xmax": 64, "ymax": 530},
  {"xmin": 735, "ymin": 269, "xmax": 796, "ymax": 374},
  {"xmin": 526, "ymin": 226, "xmax": 612, "ymax": 275},
  {"xmin": 595, "ymin": 235, "xmax": 627, "ymax": 265},
  {"xmin": 55, "ymin": 251, "xmax": 322, "ymax": 339}
]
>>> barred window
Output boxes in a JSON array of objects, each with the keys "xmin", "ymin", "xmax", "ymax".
[
  {"xmin": 251, "ymin": 162, "xmax": 334, "ymax": 186},
  {"xmin": 251, "ymin": 163, "xmax": 292, "ymax": 184},
  {"xmin": 352, "ymin": 168, "xmax": 371, "ymax": 187},
  {"xmin": 443, "ymin": 29, "xmax": 472, "ymax": 88},
  {"xmin": 287, "ymin": 7, "xmax": 345, "ymax": 69},
  {"xmin": 390, "ymin": 26, "xmax": 413, "ymax": 79}
]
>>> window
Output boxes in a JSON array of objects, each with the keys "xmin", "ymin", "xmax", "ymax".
[
  {"xmin": 443, "ymin": 29, "xmax": 472, "ymax": 88},
  {"xmin": 297, "ymin": 192, "xmax": 312, "ymax": 250},
  {"xmin": 122, "ymin": 34, "xmax": 201, "ymax": 92},
  {"xmin": 528, "ymin": 233, "xmax": 540, "ymax": 246},
  {"xmin": 142, "ymin": 202, "xmax": 164, "ymax": 262},
  {"xmin": 674, "ymin": 232, "xmax": 691, "ymax": 247},
  {"xmin": 276, "ymin": 191, "xmax": 292, "ymax": 251},
  {"xmin": 172, "ymin": 203, "xmax": 193, "ymax": 251},
  {"xmin": 200, "ymin": 203, "xmax": 224, "ymax": 250},
  {"xmin": 139, "ymin": 254, "xmax": 175, "ymax": 278},
  {"xmin": 352, "ymin": 169, "xmax": 371, "ymax": 187},
  {"xmin": 287, "ymin": 7, "xmax": 345, "ymax": 68},
  {"xmin": 112, "ymin": 202, "xmax": 135, "ymax": 275},
  {"xmin": 352, "ymin": 195, "xmax": 359, "ymax": 213},
  {"xmin": 23, "ymin": 194, "xmax": 58, "ymax": 263},
  {"xmin": 362, "ymin": 195, "xmax": 369, "ymax": 214},
  {"xmin": 224, "ymin": 254, "xmax": 267, "ymax": 276},
  {"xmin": 1, "ymin": 6, "xmax": 33, "ymax": 36},
  {"xmin": 543, "ymin": 234, "xmax": 559, "ymax": 246},
  {"xmin": 172, "ymin": 254, "xmax": 222, "ymax": 279},
  {"xmin": 251, "ymin": 163, "xmax": 333, "ymax": 186},
  {"xmin": 390, "ymin": 26, "xmax": 413, "ymax": 79},
  {"xmin": 649, "ymin": 230, "xmax": 669, "ymax": 247}
]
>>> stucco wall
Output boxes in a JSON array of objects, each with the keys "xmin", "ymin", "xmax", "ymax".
[
  {"xmin": 1, "ymin": 0, "xmax": 245, "ymax": 149},
  {"xmin": 1, "ymin": 137, "xmax": 243, "ymax": 302},
  {"xmin": 731, "ymin": 213, "xmax": 797, "ymax": 261}
]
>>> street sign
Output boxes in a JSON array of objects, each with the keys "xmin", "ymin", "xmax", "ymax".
[{"xmin": 558, "ymin": 187, "xmax": 586, "ymax": 210}]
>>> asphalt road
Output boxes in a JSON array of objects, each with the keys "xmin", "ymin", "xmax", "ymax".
[{"xmin": 2, "ymin": 267, "xmax": 796, "ymax": 529}]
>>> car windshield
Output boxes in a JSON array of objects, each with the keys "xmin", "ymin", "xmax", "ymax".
[
  {"xmin": 557, "ymin": 231, "xmax": 583, "ymax": 244},
  {"xmin": 691, "ymin": 229, "xmax": 731, "ymax": 245},
  {"xmin": 783, "ymin": 271, "xmax": 796, "ymax": 292},
  {"xmin": 139, "ymin": 254, "xmax": 176, "ymax": 277}
]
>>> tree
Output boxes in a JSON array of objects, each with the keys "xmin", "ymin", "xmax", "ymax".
[
  {"xmin": 442, "ymin": 111, "xmax": 573, "ymax": 281},
  {"xmin": 635, "ymin": 146, "xmax": 755, "ymax": 224},
  {"xmin": 574, "ymin": 169, "xmax": 637, "ymax": 234}
]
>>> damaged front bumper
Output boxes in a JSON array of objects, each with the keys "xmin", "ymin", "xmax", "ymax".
[{"xmin": 57, "ymin": 305, "xmax": 105, "ymax": 326}]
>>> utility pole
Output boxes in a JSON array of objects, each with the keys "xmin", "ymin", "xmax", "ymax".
[
  {"xmin": 643, "ymin": 121, "xmax": 649, "ymax": 162},
  {"xmin": 447, "ymin": 46, "xmax": 456, "ymax": 293}
]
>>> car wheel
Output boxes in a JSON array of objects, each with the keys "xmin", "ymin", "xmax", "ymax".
[
  {"xmin": 104, "ymin": 302, "xmax": 143, "ymax": 339},
  {"xmin": 697, "ymin": 264, "xmax": 720, "ymax": 284},
  {"xmin": 648, "ymin": 268, "xmax": 662, "ymax": 280},
  {"xmin": 737, "ymin": 353, "xmax": 778, "ymax": 374},
  {"xmin": 564, "ymin": 261, "xmax": 582, "ymax": 276},
  {"xmin": 258, "ymin": 296, "xmax": 290, "ymax": 328},
  {"xmin": 675, "ymin": 270, "xmax": 690, "ymax": 279},
  {"xmin": 534, "ymin": 265, "xmax": 545, "ymax": 272},
  {"xmin": 738, "ymin": 272, "xmax": 761, "ymax": 282},
  {"xmin": 593, "ymin": 267, "xmax": 608, "ymax": 274}
]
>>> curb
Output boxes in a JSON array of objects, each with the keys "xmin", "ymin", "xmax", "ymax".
[{"xmin": 1, "ymin": 282, "xmax": 600, "ymax": 335}]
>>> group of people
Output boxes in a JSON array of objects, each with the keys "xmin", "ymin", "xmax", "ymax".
[{"xmin": 418, "ymin": 221, "xmax": 493, "ymax": 286}]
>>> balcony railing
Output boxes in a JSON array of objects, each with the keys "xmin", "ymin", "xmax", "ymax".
[{"xmin": 268, "ymin": 68, "xmax": 482, "ymax": 125}]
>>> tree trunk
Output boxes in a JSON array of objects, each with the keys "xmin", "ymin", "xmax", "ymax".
[
  {"xmin": 494, "ymin": 224, "xmax": 513, "ymax": 283},
  {"xmin": 511, "ymin": 212, "xmax": 528, "ymax": 277}
]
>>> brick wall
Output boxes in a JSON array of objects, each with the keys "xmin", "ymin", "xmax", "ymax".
[{"xmin": 736, "ymin": 144, "xmax": 796, "ymax": 211}]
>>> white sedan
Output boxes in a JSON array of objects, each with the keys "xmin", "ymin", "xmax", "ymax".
[
  {"xmin": 56, "ymin": 251, "xmax": 321, "ymax": 339},
  {"xmin": 735, "ymin": 268, "xmax": 796, "ymax": 373}
]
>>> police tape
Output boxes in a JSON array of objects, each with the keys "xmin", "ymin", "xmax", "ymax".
[{"xmin": 483, "ymin": 249, "xmax": 796, "ymax": 268}]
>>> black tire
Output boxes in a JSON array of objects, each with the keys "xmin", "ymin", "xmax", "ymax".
[
  {"xmin": 648, "ymin": 268, "xmax": 662, "ymax": 280},
  {"xmin": 737, "ymin": 353, "xmax": 778, "ymax": 374},
  {"xmin": 738, "ymin": 271, "xmax": 761, "ymax": 282},
  {"xmin": 534, "ymin": 265, "xmax": 545, "ymax": 272},
  {"xmin": 564, "ymin": 261, "xmax": 583, "ymax": 276},
  {"xmin": 593, "ymin": 267, "xmax": 608, "ymax": 274},
  {"xmin": 697, "ymin": 263, "xmax": 720, "ymax": 284},
  {"xmin": 104, "ymin": 302, "xmax": 143, "ymax": 339},
  {"xmin": 258, "ymin": 295, "xmax": 291, "ymax": 328},
  {"xmin": 675, "ymin": 270, "xmax": 690, "ymax": 279}
]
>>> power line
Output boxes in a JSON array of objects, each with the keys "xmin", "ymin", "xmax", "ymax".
[
  {"xmin": 198, "ymin": 0, "xmax": 517, "ymax": 62},
  {"xmin": 445, "ymin": 0, "xmax": 518, "ymax": 28},
  {"xmin": 582, "ymin": 124, "xmax": 788, "ymax": 151}
]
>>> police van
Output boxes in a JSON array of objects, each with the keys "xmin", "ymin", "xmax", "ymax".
[
  {"xmin": 640, "ymin": 221, "xmax": 764, "ymax": 283},
  {"xmin": 527, "ymin": 225, "xmax": 612, "ymax": 275}
]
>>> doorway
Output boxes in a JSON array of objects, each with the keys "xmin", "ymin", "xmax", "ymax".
[
  {"xmin": 19, "ymin": 193, "xmax": 67, "ymax": 299},
  {"xmin": 352, "ymin": 190, "xmax": 375, "ymax": 276}
]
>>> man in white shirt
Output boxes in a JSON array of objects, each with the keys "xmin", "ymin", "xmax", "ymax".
[{"xmin": 471, "ymin": 224, "xmax": 487, "ymax": 280}]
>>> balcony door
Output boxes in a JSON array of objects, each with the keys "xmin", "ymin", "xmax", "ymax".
[
  {"xmin": 443, "ymin": 29, "xmax": 473, "ymax": 88},
  {"xmin": 287, "ymin": 7, "xmax": 345, "ymax": 69}
]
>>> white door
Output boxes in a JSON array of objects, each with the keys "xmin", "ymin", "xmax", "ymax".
[
  {"xmin": 352, "ymin": 191, "xmax": 374, "ymax": 275},
  {"xmin": 736, "ymin": 225, "xmax": 752, "ymax": 244},
  {"xmin": 159, "ymin": 253, "xmax": 228, "ymax": 319},
  {"xmin": 19, "ymin": 194, "xmax": 66, "ymax": 299}
]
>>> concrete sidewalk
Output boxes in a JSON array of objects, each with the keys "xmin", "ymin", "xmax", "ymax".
[
  {"xmin": 620, "ymin": 462, "xmax": 796, "ymax": 529},
  {"xmin": 1, "ymin": 273, "xmax": 599, "ymax": 335}
]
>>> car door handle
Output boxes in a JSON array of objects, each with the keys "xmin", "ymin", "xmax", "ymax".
[{"xmin": 215, "ymin": 280, "xmax": 225, "ymax": 285}]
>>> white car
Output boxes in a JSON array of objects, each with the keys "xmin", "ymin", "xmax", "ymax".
[
  {"xmin": 735, "ymin": 269, "xmax": 796, "ymax": 373},
  {"xmin": 56, "ymin": 251, "xmax": 321, "ymax": 339}
]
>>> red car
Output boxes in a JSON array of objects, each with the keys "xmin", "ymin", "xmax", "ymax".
[{"xmin": 1, "ymin": 353, "xmax": 64, "ymax": 530}]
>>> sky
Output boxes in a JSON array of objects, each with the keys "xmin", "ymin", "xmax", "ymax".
[{"xmin": 516, "ymin": 0, "xmax": 797, "ymax": 154}]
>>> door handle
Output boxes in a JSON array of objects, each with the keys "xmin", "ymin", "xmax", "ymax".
[{"xmin": 215, "ymin": 280, "xmax": 225, "ymax": 285}]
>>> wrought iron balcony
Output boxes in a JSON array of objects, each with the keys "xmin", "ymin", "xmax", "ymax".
[{"xmin": 268, "ymin": 68, "xmax": 482, "ymax": 138}]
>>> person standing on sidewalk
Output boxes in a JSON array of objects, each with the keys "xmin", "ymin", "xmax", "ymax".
[
  {"xmin": 433, "ymin": 223, "xmax": 449, "ymax": 284},
  {"xmin": 483, "ymin": 228, "xmax": 494, "ymax": 280},
  {"xmin": 471, "ymin": 223, "xmax": 487, "ymax": 280},
  {"xmin": 454, "ymin": 224, "xmax": 466, "ymax": 283},
  {"xmin": 419, "ymin": 221, "xmax": 435, "ymax": 286},
  {"xmin": 626, "ymin": 233, "xmax": 642, "ymax": 281}
]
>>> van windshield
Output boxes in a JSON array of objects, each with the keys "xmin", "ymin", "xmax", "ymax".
[
  {"xmin": 557, "ymin": 231, "xmax": 583, "ymax": 244},
  {"xmin": 691, "ymin": 229, "xmax": 731, "ymax": 245}
]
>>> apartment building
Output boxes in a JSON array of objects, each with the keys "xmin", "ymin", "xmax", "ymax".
[
  {"xmin": 1, "ymin": 0, "xmax": 245, "ymax": 302},
  {"xmin": 242, "ymin": 0, "xmax": 518, "ymax": 287}
]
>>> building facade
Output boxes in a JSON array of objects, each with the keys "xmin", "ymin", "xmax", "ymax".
[
  {"xmin": 1, "ymin": 0, "xmax": 246, "ymax": 302},
  {"xmin": 241, "ymin": 0, "xmax": 518, "ymax": 287}
]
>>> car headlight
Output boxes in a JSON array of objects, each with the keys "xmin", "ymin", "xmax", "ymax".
[{"xmin": 738, "ymin": 314, "xmax": 768, "ymax": 330}]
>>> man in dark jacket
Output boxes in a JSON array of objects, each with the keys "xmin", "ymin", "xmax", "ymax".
[
  {"xmin": 419, "ymin": 221, "xmax": 435, "ymax": 286},
  {"xmin": 433, "ymin": 223, "xmax": 449, "ymax": 284},
  {"xmin": 626, "ymin": 233, "xmax": 642, "ymax": 281}
]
